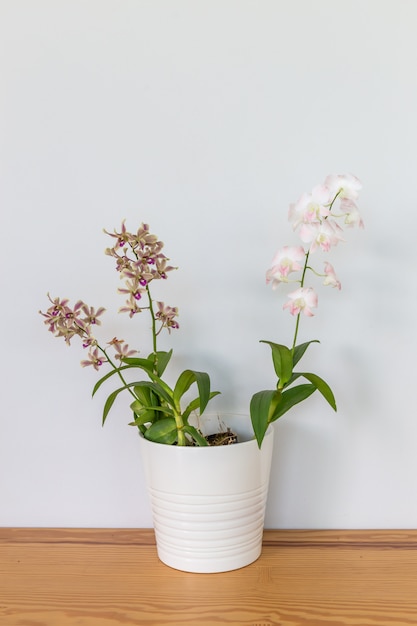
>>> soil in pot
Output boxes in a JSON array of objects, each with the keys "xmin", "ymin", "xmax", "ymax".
[{"xmin": 204, "ymin": 428, "xmax": 238, "ymax": 446}]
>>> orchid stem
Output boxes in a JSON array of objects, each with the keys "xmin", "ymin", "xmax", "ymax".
[
  {"xmin": 292, "ymin": 314, "xmax": 301, "ymax": 351},
  {"xmin": 146, "ymin": 285, "xmax": 159, "ymax": 376},
  {"xmin": 292, "ymin": 250, "xmax": 310, "ymax": 351}
]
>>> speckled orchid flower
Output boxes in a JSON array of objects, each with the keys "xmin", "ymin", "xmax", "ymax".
[{"xmin": 40, "ymin": 221, "xmax": 219, "ymax": 447}]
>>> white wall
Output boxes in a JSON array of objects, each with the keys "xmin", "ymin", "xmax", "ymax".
[{"xmin": 1, "ymin": 0, "xmax": 416, "ymax": 529}]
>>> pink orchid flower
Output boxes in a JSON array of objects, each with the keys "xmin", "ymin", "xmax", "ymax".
[
  {"xmin": 299, "ymin": 219, "xmax": 344, "ymax": 253},
  {"xmin": 323, "ymin": 262, "xmax": 341, "ymax": 290},
  {"xmin": 155, "ymin": 301, "xmax": 180, "ymax": 332},
  {"xmin": 283, "ymin": 287, "xmax": 318, "ymax": 317},
  {"xmin": 339, "ymin": 198, "xmax": 364, "ymax": 228},
  {"xmin": 107, "ymin": 338, "xmax": 138, "ymax": 361},
  {"xmin": 266, "ymin": 246, "xmax": 305, "ymax": 288},
  {"xmin": 80, "ymin": 347, "xmax": 107, "ymax": 371},
  {"xmin": 288, "ymin": 184, "xmax": 331, "ymax": 230},
  {"xmin": 324, "ymin": 173, "xmax": 362, "ymax": 202}
]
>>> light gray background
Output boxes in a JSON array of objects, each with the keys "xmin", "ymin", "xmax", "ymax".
[{"xmin": 1, "ymin": 0, "xmax": 416, "ymax": 528}]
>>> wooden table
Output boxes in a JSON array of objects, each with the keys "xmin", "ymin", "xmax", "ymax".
[{"xmin": 1, "ymin": 529, "xmax": 417, "ymax": 625}]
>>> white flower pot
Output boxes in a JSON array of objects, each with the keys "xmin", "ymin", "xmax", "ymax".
[{"xmin": 138, "ymin": 414, "xmax": 274, "ymax": 573}]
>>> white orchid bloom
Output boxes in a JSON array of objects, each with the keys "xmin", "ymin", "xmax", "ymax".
[
  {"xmin": 283, "ymin": 287, "xmax": 318, "ymax": 317},
  {"xmin": 266, "ymin": 246, "xmax": 305, "ymax": 288}
]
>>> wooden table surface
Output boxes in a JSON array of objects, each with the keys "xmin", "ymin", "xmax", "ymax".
[{"xmin": 1, "ymin": 529, "xmax": 417, "ymax": 626}]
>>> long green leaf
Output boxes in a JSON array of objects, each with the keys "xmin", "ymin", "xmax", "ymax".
[
  {"xmin": 270, "ymin": 384, "xmax": 316, "ymax": 422},
  {"xmin": 173, "ymin": 370, "xmax": 196, "ymax": 408},
  {"xmin": 132, "ymin": 385, "xmax": 153, "ymax": 407},
  {"xmin": 130, "ymin": 401, "xmax": 174, "ymax": 420},
  {"xmin": 119, "ymin": 356, "xmax": 155, "ymax": 373},
  {"xmin": 182, "ymin": 391, "xmax": 221, "ymax": 421},
  {"xmin": 93, "ymin": 352, "xmax": 173, "ymax": 399},
  {"xmin": 128, "ymin": 408, "xmax": 156, "ymax": 426},
  {"xmin": 102, "ymin": 385, "xmax": 127, "ymax": 425},
  {"xmin": 250, "ymin": 389, "xmax": 279, "ymax": 448},
  {"xmin": 92, "ymin": 365, "xmax": 134, "ymax": 397},
  {"xmin": 151, "ymin": 350, "xmax": 173, "ymax": 377},
  {"xmin": 144, "ymin": 418, "xmax": 178, "ymax": 444},
  {"xmin": 297, "ymin": 372, "xmax": 337, "ymax": 411},
  {"xmin": 131, "ymin": 385, "xmax": 162, "ymax": 425},
  {"xmin": 193, "ymin": 371, "xmax": 217, "ymax": 414},
  {"xmin": 144, "ymin": 370, "xmax": 175, "ymax": 398},
  {"xmin": 93, "ymin": 353, "xmax": 163, "ymax": 398},
  {"xmin": 292, "ymin": 340, "xmax": 320, "ymax": 367},
  {"xmin": 123, "ymin": 352, "xmax": 173, "ymax": 378},
  {"xmin": 173, "ymin": 370, "xmax": 217, "ymax": 415},
  {"xmin": 261, "ymin": 341, "xmax": 293, "ymax": 385},
  {"xmin": 111, "ymin": 354, "xmax": 175, "ymax": 399},
  {"xmin": 101, "ymin": 380, "xmax": 173, "ymax": 426},
  {"xmin": 132, "ymin": 380, "xmax": 174, "ymax": 407},
  {"xmin": 182, "ymin": 425, "xmax": 209, "ymax": 447}
]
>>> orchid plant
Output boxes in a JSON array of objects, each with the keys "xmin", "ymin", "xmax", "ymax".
[
  {"xmin": 40, "ymin": 222, "xmax": 220, "ymax": 446},
  {"xmin": 250, "ymin": 174, "xmax": 364, "ymax": 447},
  {"xmin": 40, "ymin": 173, "xmax": 363, "ymax": 451}
]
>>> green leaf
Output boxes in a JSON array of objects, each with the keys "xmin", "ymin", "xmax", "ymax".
[
  {"xmin": 120, "ymin": 356, "xmax": 156, "ymax": 373},
  {"xmin": 130, "ymin": 401, "xmax": 174, "ymax": 419},
  {"xmin": 134, "ymin": 384, "xmax": 161, "ymax": 414},
  {"xmin": 250, "ymin": 389, "xmax": 279, "ymax": 448},
  {"xmin": 193, "ymin": 371, "xmax": 218, "ymax": 414},
  {"xmin": 102, "ymin": 386, "xmax": 125, "ymax": 425},
  {"xmin": 123, "ymin": 351, "xmax": 173, "ymax": 378},
  {"xmin": 101, "ymin": 380, "xmax": 173, "ymax": 426},
  {"xmin": 92, "ymin": 365, "xmax": 133, "ymax": 397},
  {"xmin": 132, "ymin": 380, "xmax": 174, "ymax": 407},
  {"xmin": 292, "ymin": 340, "xmax": 320, "ymax": 367},
  {"xmin": 260, "ymin": 341, "xmax": 293, "ymax": 386},
  {"xmin": 297, "ymin": 372, "xmax": 337, "ymax": 411},
  {"xmin": 173, "ymin": 370, "xmax": 217, "ymax": 415},
  {"xmin": 182, "ymin": 391, "xmax": 221, "ymax": 421},
  {"xmin": 150, "ymin": 350, "xmax": 173, "ymax": 377},
  {"xmin": 269, "ymin": 384, "xmax": 316, "ymax": 422},
  {"xmin": 173, "ymin": 370, "xmax": 196, "ymax": 408},
  {"xmin": 93, "ymin": 354, "xmax": 165, "ymax": 399},
  {"xmin": 128, "ymin": 408, "xmax": 155, "ymax": 426},
  {"xmin": 144, "ymin": 418, "xmax": 178, "ymax": 444},
  {"xmin": 145, "ymin": 370, "xmax": 175, "ymax": 397},
  {"xmin": 132, "ymin": 385, "xmax": 153, "ymax": 408},
  {"xmin": 182, "ymin": 425, "xmax": 209, "ymax": 447},
  {"xmin": 130, "ymin": 399, "xmax": 147, "ymax": 414}
]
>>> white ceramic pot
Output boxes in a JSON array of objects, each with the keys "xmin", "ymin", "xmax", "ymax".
[{"xmin": 138, "ymin": 414, "xmax": 274, "ymax": 573}]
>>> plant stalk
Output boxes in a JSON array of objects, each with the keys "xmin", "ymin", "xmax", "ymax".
[{"xmin": 292, "ymin": 249, "xmax": 310, "ymax": 351}]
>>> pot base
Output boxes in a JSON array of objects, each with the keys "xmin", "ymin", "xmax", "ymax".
[{"xmin": 151, "ymin": 484, "xmax": 269, "ymax": 573}]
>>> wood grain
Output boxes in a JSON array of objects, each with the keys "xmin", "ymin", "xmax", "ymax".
[{"xmin": 1, "ymin": 529, "xmax": 417, "ymax": 626}]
